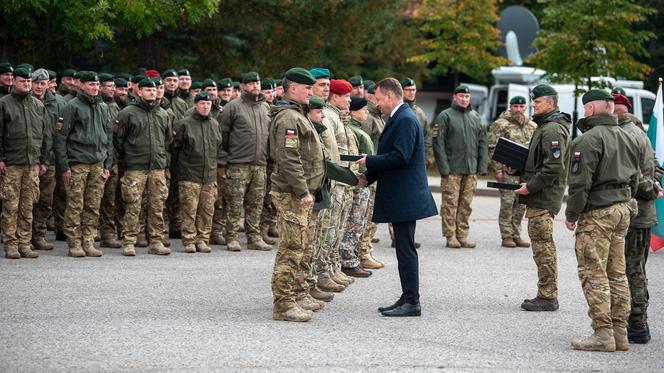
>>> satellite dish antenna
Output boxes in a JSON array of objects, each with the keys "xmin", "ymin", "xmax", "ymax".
[{"xmin": 497, "ymin": 6, "xmax": 539, "ymax": 66}]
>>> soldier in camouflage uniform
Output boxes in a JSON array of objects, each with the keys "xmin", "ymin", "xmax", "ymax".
[
  {"xmin": 0, "ymin": 67, "xmax": 50, "ymax": 259},
  {"xmin": 402, "ymin": 78, "xmax": 432, "ymax": 168},
  {"xmin": 516, "ymin": 84, "xmax": 570, "ymax": 311},
  {"xmin": 488, "ymin": 96, "xmax": 536, "ymax": 248},
  {"xmin": 259, "ymin": 79, "xmax": 278, "ymax": 245},
  {"xmin": 116, "ymin": 78, "xmax": 172, "ymax": 257},
  {"xmin": 269, "ymin": 68, "xmax": 325, "ymax": 322},
  {"xmin": 565, "ymin": 90, "xmax": 640, "ymax": 352},
  {"xmin": 177, "ymin": 69, "xmax": 194, "ymax": 107},
  {"xmin": 0, "ymin": 62, "xmax": 12, "ymax": 99},
  {"xmin": 54, "ymin": 71, "xmax": 113, "ymax": 257},
  {"xmin": 614, "ymin": 93, "xmax": 660, "ymax": 344}
]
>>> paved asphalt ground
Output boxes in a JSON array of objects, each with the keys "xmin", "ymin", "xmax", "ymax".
[{"xmin": 1, "ymin": 192, "xmax": 663, "ymax": 372}]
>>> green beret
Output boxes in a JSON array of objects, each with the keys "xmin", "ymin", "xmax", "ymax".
[
  {"xmin": 116, "ymin": 73, "xmax": 132, "ymax": 81},
  {"xmin": 611, "ymin": 87, "xmax": 626, "ymax": 95},
  {"xmin": 454, "ymin": 85, "xmax": 470, "ymax": 94},
  {"xmin": 178, "ymin": 69, "xmax": 191, "ymax": 77},
  {"xmin": 16, "ymin": 63, "xmax": 33, "ymax": 73},
  {"xmin": 261, "ymin": 79, "xmax": 275, "ymax": 90},
  {"xmin": 161, "ymin": 69, "xmax": 178, "ymax": 78},
  {"xmin": 531, "ymin": 84, "xmax": 557, "ymax": 99},
  {"xmin": 31, "ymin": 68, "xmax": 50, "ymax": 81},
  {"xmin": 276, "ymin": 80, "xmax": 282, "ymax": 87},
  {"xmin": 13, "ymin": 68, "xmax": 31, "ymax": 79},
  {"xmin": 138, "ymin": 78, "xmax": 156, "ymax": 88},
  {"xmin": 201, "ymin": 79, "xmax": 217, "ymax": 89},
  {"xmin": 79, "ymin": 71, "xmax": 99, "ymax": 83},
  {"xmin": 232, "ymin": 81, "xmax": 241, "ymax": 89},
  {"xmin": 0, "ymin": 62, "xmax": 13, "ymax": 74},
  {"xmin": 582, "ymin": 89, "xmax": 614, "ymax": 105},
  {"xmin": 195, "ymin": 92, "xmax": 212, "ymax": 102},
  {"xmin": 191, "ymin": 81, "xmax": 203, "ymax": 90},
  {"xmin": 401, "ymin": 78, "xmax": 416, "ymax": 88},
  {"xmin": 242, "ymin": 71, "xmax": 260, "ymax": 83},
  {"xmin": 134, "ymin": 68, "xmax": 147, "ymax": 76},
  {"xmin": 348, "ymin": 75, "xmax": 363, "ymax": 87},
  {"xmin": 310, "ymin": 67, "xmax": 331, "ymax": 79},
  {"xmin": 73, "ymin": 72, "xmax": 81, "ymax": 79},
  {"xmin": 151, "ymin": 77, "xmax": 164, "ymax": 86},
  {"xmin": 308, "ymin": 95, "xmax": 326, "ymax": 110},
  {"xmin": 364, "ymin": 80, "xmax": 376, "ymax": 94},
  {"xmin": 284, "ymin": 67, "xmax": 316, "ymax": 85},
  {"xmin": 62, "ymin": 69, "xmax": 76, "ymax": 78},
  {"xmin": 98, "ymin": 73, "xmax": 114, "ymax": 83},
  {"xmin": 114, "ymin": 78, "xmax": 129, "ymax": 87},
  {"xmin": 217, "ymin": 78, "xmax": 233, "ymax": 89},
  {"xmin": 47, "ymin": 70, "xmax": 57, "ymax": 79},
  {"xmin": 131, "ymin": 75, "xmax": 145, "ymax": 83},
  {"xmin": 509, "ymin": 96, "xmax": 526, "ymax": 105}
]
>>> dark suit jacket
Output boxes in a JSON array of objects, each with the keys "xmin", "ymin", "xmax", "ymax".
[{"xmin": 365, "ymin": 103, "xmax": 437, "ymax": 223}]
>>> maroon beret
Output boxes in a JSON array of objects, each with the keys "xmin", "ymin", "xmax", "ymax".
[
  {"xmin": 145, "ymin": 69, "xmax": 161, "ymax": 78},
  {"xmin": 330, "ymin": 79, "xmax": 352, "ymax": 95},
  {"xmin": 611, "ymin": 93, "xmax": 631, "ymax": 109}
]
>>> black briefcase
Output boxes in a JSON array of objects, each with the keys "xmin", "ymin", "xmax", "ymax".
[{"xmin": 491, "ymin": 137, "xmax": 529, "ymax": 173}]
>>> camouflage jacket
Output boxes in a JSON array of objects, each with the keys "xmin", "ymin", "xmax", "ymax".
[
  {"xmin": 0, "ymin": 90, "xmax": 50, "ymax": 166},
  {"xmin": 488, "ymin": 110, "xmax": 536, "ymax": 173}
]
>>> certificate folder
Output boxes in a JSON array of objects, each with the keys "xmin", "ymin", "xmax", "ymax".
[{"xmin": 491, "ymin": 137, "xmax": 529, "ymax": 173}]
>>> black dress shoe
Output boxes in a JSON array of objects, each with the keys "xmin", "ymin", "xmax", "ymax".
[
  {"xmin": 381, "ymin": 302, "xmax": 421, "ymax": 317},
  {"xmin": 415, "ymin": 242, "xmax": 421, "ymax": 249},
  {"xmin": 378, "ymin": 298, "xmax": 404, "ymax": 313}
]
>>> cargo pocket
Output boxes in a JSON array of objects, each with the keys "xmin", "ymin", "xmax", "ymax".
[{"xmin": 120, "ymin": 177, "xmax": 141, "ymax": 204}]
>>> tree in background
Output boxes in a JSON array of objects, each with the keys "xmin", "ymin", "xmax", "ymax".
[{"xmin": 410, "ymin": 0, "xmax": 508, "ymax": 86}]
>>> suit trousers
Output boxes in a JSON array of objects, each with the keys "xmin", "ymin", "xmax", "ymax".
[{"xmin": 393, "ymin": 220, "xmax": 419, "ymax": 304}]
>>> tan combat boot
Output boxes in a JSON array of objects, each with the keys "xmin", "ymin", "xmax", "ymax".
[
  {"xmin": 210, "ymin": 232, "xmax": 226, "ymax": 246},
  {"xmin": 184, "ymin": 244, "xmax": 196, "ymax": 253},
  {"xmin": 5, "ymin": 246, "xmax": 21, "ymax": 259},
  {"xmin": 360, "ymin": 255, "xmax": 384, "ymax": 270},
  {"xmin": 247, "ymin": 239, "xmax": 272, "ymax": 251},
  {"xmin": 195, "ymin": 242, "xmax": 212, "ymax": 253},
  {"xmin": 296, "ymin": 295, "xmax": 323, "ymax": 312},
  {"xmin": 273, "ymin": 306, "xmax": 313, "ymax": 322},
  {"xmin": 261, "ymin": 229, "xmax": 277, "ymax": 245},
  {"xmin": 501, "ymin": 238, "xmax": 516, "ymax": 248},
  {"xmin": 458, "ymin": 238, "xmax": 476, "ymax": 248},
  {"xmin": 317, "ymin": 273, "xmax": 345, "ymax": 292},
  {"xmin": 571, "ymin": 328, "xmax": 616, "ymax": 352},
  {"xmin": 18, "ymin": 246, "xmax": 39, "ymax": 258},
  {"xmin": 310, "ymin": 287, "xmax": 334, "ymax": 302},
  {"xmin": 82, "ymin": 243, "xmax": 103, "ymax": 257},
  {"xmin": 446, "ymin": 236, "xmax": 461, "ymax": 248},
  {"xmin": 333, "ymin": 268, "xmax": 355, "ymax": 285},
  {"xmin": 31, "ymin": 237, "xmax": 54, "ymax": 250},
  {"xmin": 122, "ymin": 245, "xmax": 136, "ymax": 256},
  {"xmin": 370, "ymin": 253, "xmax": 385, "ymax": 267},
  {"xmin": 227, "ymin": 240, "xmax": 241, "ymax": 252},
  {"xmin": 136, "ymin": 233, "xmax": 148, "ymax": 247},
  {"xmin": 100, "ymin": 234, "xmax": 122, "ymax": 248},
  {"xmin": 613, "ymin": 326, "xmax": 630, "ymax": 351},
  {"xmin": 149, "ymin": 242, "xmax": 171, "ymax": 255},
  {"xmin": 513, "ymin": 237, "xmax": 531, "ymax": 248},
  {"xmin": 68, "ymin": 245, "xmax": 86, "ymax": 258}
]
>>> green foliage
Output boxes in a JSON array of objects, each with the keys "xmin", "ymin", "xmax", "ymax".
[
  {"xmin": 528, "ymin": 0, "xmax": 655, "ymax": 88},
  {"xmin": 410, "ymin": 0, "xmax": 509, "ymax": 84}
]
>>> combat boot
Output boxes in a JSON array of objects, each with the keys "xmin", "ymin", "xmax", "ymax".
[
  {"xmin": 571, "ymin": 328, "xmax": 616, "ymax": 352},
  {"xmin": 329, "ymin": 269, "xmax": 351, "ymax": 286},
  {"xmin": 247, "ymin": 239, "xmax": 272, "ymax": 251},
  {"xmin": 148, "ymin": 242, "xmax": 171, "ymax": 255},
  {"xmin": 317, "ymin": 273, "xmax": 345, "ymax": 292},
  {"xmin": 296, "ymin": 294, "xmax": 323, "ymax": 312},
  {"xmin": 82, "ymin": 243, "xmax": 103, "ymax": 257},
  {"xmin": 371, "ymin": 237, "xmax": 380, "ymax": 243},
  {"xmin": 68, "ymin": 245, "xmax": 85, "ymax": 258},
  {"xmin": 273, "ymin": 306, "xmax": 313, "ymax": 322},
  {"xmin": 370, "ymin": 254, "xmax": 385, "ymax": 267},
  {"xmin": 100, "ymin": 234, "xmax": 122, "ymax": 249},
  {"xmin": 613, "ymin": 326, "xmax": 629, "ymax": 351},
  {"xmin": 513, "ymin": 237, "xmax": 531, "ymax": 248},
  {"xmin": 18, "ymin": 246, "xmax": 39, "ymax": 258},
  {"xmin": 360, "ymin": 255, "xmax": 384, "ymax": 270},
  {"xmin": 31, "ymin": 237, "xmax": 54, "ymax": 250},
  {"xmin": 162, "ymin": 239, "xmax": 171, "ymax": 248},
  {"xmin": 210, "ymin": 232, "xmax": 226, "ymax": 246},
  {"xmin": 227, "ymin": 240, "xmax": 241, "ymax": 252},
  {"xmin": 458, "ymin": 238, "xmax": 476, "ymax": 248},
  {"xmin": 521, "ymin": 297, "xmax": 559, "ymax": 311},
  {"xmin": 446, "ymin": 236, "xmax": 461, "ymax": 248},
  {"xmin": 267, "ymin": 226, "xmax": 279, "ymax": 238},
  {"xmin": 4, "ymin": 246, "xmax": 21, "ymax": 259},
  {"xmin": 136, "ymin": 233, "xmax": 148, "ymax": 247},
  {"xmin": 310, "ymin": 287, "xmax": 334, "ymax": 302},
  {"xmin": 195, "ymin": 242, "xmax": 212, "ymax": 253},
  {"xmin": 261, "ymin": 233, "xmax": 277, "ymax": 245},
  {"xmin": 501, "ymin": 238, "xmax": 516, "ymax": 248},
  {"xmin": 122, "ymin": 245, "xmax": 136, "ymax": 256},
  {"xmin": 627, "ymin": 323, "xmax": 651, "ymax": 344},
  {"xmin": 184, "ymin": 244, "xmax": 196, "ymax": 253},
  {"xmin": 334, "ymin": 268, "xmax": 355, "ymax": 285}
]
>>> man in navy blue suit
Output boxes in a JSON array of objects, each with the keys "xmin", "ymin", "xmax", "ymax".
[{"xmin": 357, "ymin": 78, "xmax": 437, "ymax": 317}]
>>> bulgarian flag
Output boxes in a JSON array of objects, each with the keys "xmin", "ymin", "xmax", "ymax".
[{"xmin": 647, "ymin": 78, "xmax": 664, "ymax": 252}]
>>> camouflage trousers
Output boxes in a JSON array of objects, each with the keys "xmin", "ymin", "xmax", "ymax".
[
  {"xmin": 625, "ymin": 227, "xmax": 650, "ymax": 326},
  {"xmin": 224, "ymin": 163, "xmax": 266, "ymax": 243},
  {"xmin": 526, "ymin": 207, "xmax": 558, "ymax": 299},
  {"xmin": 259, "ymin": 162, "xmax": 277, "ymax": 236},
  {"xmin": 340, "ymin": 187, "xmax": 370, "ymax": 269},
  {"xmin": 53, "ymin": 166, "xmax": 67, "ymax": 231},
  {"xmin": 32, "ymin": 165, "xmax": 55, "ymax": 240},
  {"xmin": 314, "ymin": 184, "xmax": 352, "ymax": 276},
  {"xmin": 358, "ymin": 185, "xmax": 378, "ymax": 259},
  {"xmin": 179, "ymin": 181, "xmax": 217, "ymax": 246},
  {"xmin": 120, "ymin": 169, "xmax": 168, "ymax": 245},
  {"xmin": 575, "ymin": 203, "xmax": 631, "ymax": 330},
  {"xmin": 271, "ymin": 191, "xmax": 316, "ymax": 312},
  {"xmin": 98, "ymin": 164, "xmax": 119, "ymax": 239},
  {"xmin": 1, "ymin": 165, "xmax": 39, "ymax": 248},
  {"xmin": 440, "ymin": 174, "xmax": 477, "ymax": 239},
  {"xmin": 166, "ymin": 164, "xmax": 181, "ymax": 233},
  {"xmin": 498, "ymin": 173, "xmax": 526, "ymax": 239},
  {"xmin": 64, "ymin": 162, "xmax": 105, "ymax": 248},
  {"xmin": 211, "ymin": 166, "xmax": 227, "ymax": 236}
]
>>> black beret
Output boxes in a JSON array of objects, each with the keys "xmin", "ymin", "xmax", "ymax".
[
  {"xmin": 509, "ymin": 96, "xmax": 526, "ymax": 105},
  {"xmin": 531, "ymin": 84, "xmax": 557, "ymax": 99},
  {"xmin": 232, "ymin": 81, "xmax": 241, "ymax": 89},
  {"xmin": 582, "ymin": 89, "xmax": 614, "ymax": 105},
  {"xmin": 138, "ymin": 78, "xmax": 156, "ymax": 88},
  {"xmin": 62, "ymin": 69, "xmax": 76, "ymax": 78},
  {"xmin": 98, "ymin": 73, "xmax": 114, "ymax": 83},
  {"xmin": 401, "ymin": 78, "xmax": 416, "ymax": 88},
  {"xmin": 284, "ymin": 67, "xmax": 316, "ymax": 85},
  {"xmin": 114, "ymin": 78, "xmax": 129, "ymax": 88},
  {"xmin": 0, "ymin": 62, "xmax": 13, "ymax": 74},
  {"xmin": 131, "ymin": 74, "xmax": 146, "ymax": 83},
  {"xmin": 349, "ymin": 95, "xmax": 368, "ymax": 111},
  {"xmin": 177, "ymin": 69, "xmax": 191, "ymax": 77},
  {"xmin": 261, "ymin": 79, "xmax": 275, "ymax": 90},
  {"xmin": 195, "ymin": 92, "xmax": 212, "ymax": 102},
  {"xmin": 161, "ymin": 69, "xmax": 178, "ymax": 78},
  {"xmin": 79, "ymin": 71, "xmax": 99, "ymax": 83}
]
